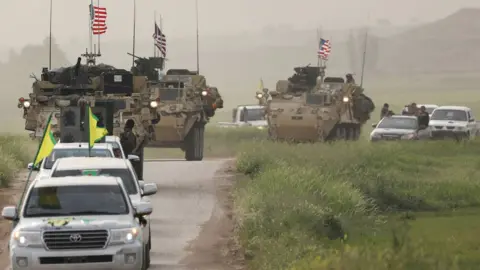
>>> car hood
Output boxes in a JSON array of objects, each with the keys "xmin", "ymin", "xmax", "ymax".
[
  {"xmin": 372, "ymin": 128, "xmax": 416, "ymax": 135},
  {"xmin": 429, "ymin": 120, "xmax": 468, "ymax": 127},
  {"xmin": 17, "ymin": 215, "xmax": 135, "ymax": 231},
  {"xmin": 35, "ymin": 170, "xmax": 52, "ymax": 180}
]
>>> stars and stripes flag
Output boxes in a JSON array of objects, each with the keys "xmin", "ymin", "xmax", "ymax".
[
  {"xmin": 90, "ymin": 4, "xmax": 107, "ymax": 35},
  {"xmin": 318, "ymin": 38, "xmax": 331, "ymax": 60},
  {"xmin": 153, "ymin": 22, "xmax": 167, "ymax": 57}
]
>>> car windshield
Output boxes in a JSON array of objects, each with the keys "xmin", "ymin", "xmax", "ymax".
[
  {"xmin": 431, "ymin": 109, "xmax": 467, "ymax": 121},
  {"xmin": 424, "ymin": 107, "xmax": 436, "ymax": 114},
  {"xmin": 377, "ymin": 117, "xmax": 418, "ymax": 129},
  {"xmin": 43, "ymin": 148, "xmax": 112, "ymax": 169},
  {"xmin": 23, "ymin": 185, "xmax": 129, "ymax": 217},
  {"xmin": 240, "ymin": 108, "xmax": 265, "ymax": 121},
  {"xmin": 51, "ymin": 168, "xmax": 138, "ymax": 195}
]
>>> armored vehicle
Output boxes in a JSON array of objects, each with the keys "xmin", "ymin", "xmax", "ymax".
[
  {"xmin": 18, "ymin": 54, "xmax": 159, "ymax": 178},
  {"xmin": 129, "ymin": 54, "xmax": 224, "ymax": 161},
  {"xmin": 266, "ymin": 65, "xmax": 375, "ymax": 141}
]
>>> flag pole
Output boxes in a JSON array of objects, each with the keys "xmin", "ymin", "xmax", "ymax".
[
  {"xmin": 132, "ymin": 0, "xmax": 136, "ymax": 66},
  {"xmin": 153, "ymin": 11, "xmax": 157, "ymax": 57},
  {"xmin": 195, "ymin": 0, "xmax": 200, "ymax": 73},
  {"xmin": 89, "ymin": 0, "xmax": 93, "ymax": 54},
  {"xmin": 87, "ymin": 105, "xmax": 91, "ymax": 157},
  {"xmin": 97, "ymin": 0, "xmax": 101, "ymax": 55},
  {"xmin": 17, "ymin": 113, "xmax": 54, "ymax": 209},
  {"xmin": 48, "ymin": 0, "xmax": 53, "ymax": 70}
]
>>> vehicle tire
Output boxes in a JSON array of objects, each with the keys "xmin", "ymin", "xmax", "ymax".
[
  {"xmin": 185, "ymin": 123, "xmax": 204, "ymax": 161},
  {"xmin": 141, "ymin": 245, "xmax": 147, "ymax": 270},
  {"xmin": 148, "ymin": 228, "xmax": 151, "ymax": 250}
]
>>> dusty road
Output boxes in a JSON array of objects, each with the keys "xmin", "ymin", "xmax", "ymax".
[{"xmin": 0, "ymin": 158, "xmax": 244, "ymax": 270}]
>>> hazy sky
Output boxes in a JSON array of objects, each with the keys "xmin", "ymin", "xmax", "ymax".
[{"xmin": 2, "ymin": 0, "xmax": 479, "ymax": 48}]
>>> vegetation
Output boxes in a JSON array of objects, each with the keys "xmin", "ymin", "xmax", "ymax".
[
  {"xmin": 0, "ymin": 135, "xmax": 35, "ymax": 187},
  {"xmin": 235, "ymin": 139, "xmax": 480, "ymax": 269},
  {"xmin": 144, "ymin": 126, "xmax": 268, "ymax": 159}
]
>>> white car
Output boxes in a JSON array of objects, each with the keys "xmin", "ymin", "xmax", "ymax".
[
  {"xmin": 417, "ymin": 104, "xmax": 438, "ymax": 117},
  {"xmin": 27, "ymin": 143, "xmax": 115, "ymax": 181},
  {"xmin": 48, "ymin": 157, "xmax": 157, "ymax": 267},
  {"xmin": 217, "ymin": 105, "xmax": 267, "ymax": 129},
  {"xmin": 429, "ymin": 106, "xmax": 479, "ymax": 140},
  {"xmin": 3, "ymin": 176, "xmax": 152, "ymax": 269}
]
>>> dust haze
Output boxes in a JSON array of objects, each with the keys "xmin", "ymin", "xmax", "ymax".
[{"xmin": 2, "ymin": 0, "xmax": 480, "ymax": 131}]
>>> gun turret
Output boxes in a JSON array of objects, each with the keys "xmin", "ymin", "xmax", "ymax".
[
  {"xmin": 127, "ymin": 53, "xmax": 165, "ymax": 81},
  {"xmin": 286, "ymin": 65, "xmax": 322, "ymax": 92}
]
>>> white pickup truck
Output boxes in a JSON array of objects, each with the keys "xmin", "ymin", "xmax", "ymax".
[
  {"xmin": 429, "ymin": 105, "xmax": 480, "ymax": 139},
  {"xmin": 217, "ymin": 105, "xmax": 268, "ymax": 129}
]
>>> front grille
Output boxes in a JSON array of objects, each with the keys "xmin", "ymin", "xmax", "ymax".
[
  {"xmin": 434, "ymin": 126, "xmax": 443, "ymax": 129},
  {"xmin": 43, "ymin": 230, "xmax": 109, "ymax": 250},
  {"xmin": 446, "ymin": 126, "xmax": 455, "ymax": 130},
  {"xmin": 381, "ymin": 134, "xmax": 402, "ymax": 140},
  {"xmin": 39, "ymin": 255, "xmax": 113, "ymax": 264}
]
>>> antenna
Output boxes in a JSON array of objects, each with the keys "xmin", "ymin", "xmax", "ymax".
[
  {"xmin": 195, "ymin": 0, "xmax": 200, "ymax": 73},
  {"xmin": 359, "ymin": 27, "xmax": 369, "ymax": 87},
  {"xmin": 48, "ymin": 0, "xmax": 53, "ymax": 70},
  {"xmin": 132, "ymin": 0, "xmax": 136, "ymax": 67},
  {"xmin": 153, "ymin": 10, "xmax": 157, "ymax": 57}
]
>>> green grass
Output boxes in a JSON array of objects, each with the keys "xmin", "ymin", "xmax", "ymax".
[
  {"xmin": 234, "ymin": 139, "xmax": 480, "ymax": 269},
  {"xmin": 0, "ymin": 135, "xmax": 35, "ymax": 187},
  {"xmin": 144, "ymin": 126, "xmax": 268, "ymax": 159}
]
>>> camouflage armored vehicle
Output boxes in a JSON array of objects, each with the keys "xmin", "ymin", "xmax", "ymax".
[
  {"xmin": 18, "ymin": 54, "xmax": 159, "ymax": 178},
  {"xmin": 266, "ymin": 65, "xmax": 375, "ymax": 141}
]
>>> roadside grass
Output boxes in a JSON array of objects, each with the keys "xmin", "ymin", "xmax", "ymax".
[
  {"xmin": 235, "ymin": 139, "xmax": 480, "ymax": 269},
  {"xmin": 0, "ymin": 135, "xmax": 35, "ymax": 187},
  {"xmin": 144, "ymin": 126, "xmax": 267, "ymax": 159}
]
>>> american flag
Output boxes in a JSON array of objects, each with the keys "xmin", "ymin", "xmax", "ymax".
[
  {"xmin": 90, "ymin": 4, "xmax": 107, "ymax": 35},
  {"xmin": 318, "ymin": 38, "xmax": 331, "ymax": 60},
  {"xmin": 153, "ymin": 22, "xmax": 167, "ymax": 57}
]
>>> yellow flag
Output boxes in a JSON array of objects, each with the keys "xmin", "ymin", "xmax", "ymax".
[
  {"xmin": 33, "ymin": 113, "xmax": 57, "ymax": 166},
  {"xmin": 259, "ymin": 78, "xmax": 264, "ymax": 90},
  {"xmin": 88, "ymin": 107, "xmax": 108, "ymax": 147}
]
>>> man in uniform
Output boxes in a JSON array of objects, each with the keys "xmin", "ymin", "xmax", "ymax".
[
  {"xmin": 346, "ymin": 74, "xmax": 355, "ymax": 84},
  {"xmin": 417, "ymin": 106, "xmax": 430, "ymax": 128},
  {"xmin": 380, "ymin": 103, "xmax": 390, "ymax": 119},
  {"xmin": 120, "ymin": 119, "xmax": 136, "ymax": 157}
]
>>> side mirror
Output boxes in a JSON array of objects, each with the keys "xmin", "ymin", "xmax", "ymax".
[
  {"xmin": 127, "ymin": 155, "xmax": 140, "ymax": 162},
  {"xmin": 2, "ymin": 206, "xmax": 18, "ymax": 221},
  {"xmin": 27, "ymin": 163, "xmax": 39, "ymax": 171},
  {"xmin": 371, "ymin": 123, "xmax": 377, "ymax": 128},
  {"xmin": 134, "ymin": 201, "xmax": 153, "ymax": 217},
  {"xmin": 142, "ymin": 183, "xmax": 158, "ymax": 197}
]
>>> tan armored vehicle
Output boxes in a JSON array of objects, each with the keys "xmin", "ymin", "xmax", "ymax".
[
  {"xmin": 266, "ymin": 66, "xmax": 375, "ymax": 141},
  {"xmin": 18, "ymin": 57, "xmax": 158, "ymax": 142},
  {"xmin": 146, "ymin": 68, "xmax": 223, "ymax": 161}
]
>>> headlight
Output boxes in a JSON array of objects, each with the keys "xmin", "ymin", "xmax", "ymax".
[
  {"xmin": 370, "ymin": 133, "xmax": 381, "ymax": 139},
  {"xmin": 256, "ymin": 93, "xmax": 263, "ymax": 99},
  {"xmin": 109, "ymin": 227, "xmax": 140, "ymax": 245},
  {"xmin": 150, "ymin": 101, "xmax": 158, "ymax": 108},
  {"xmin": 401, "ymin": 133, "xmax": 417, "ymax": 140},
  {"xmin": 342, "ymin": 96, "xmax": 349, "ymax": 102},
  {"xmin": 23, "ymin": 101, "xmax": 31, "ymax": 108},
  {"xmin": 12, "ymin": 231, "xmax": 42, "ymax": 247},
  {"xmin": 257, "ymin": 126, "xmax": 264, "ymax": 130},
  {"xmin": 201, "ymin": 91, "xmax": 207, "ymax": 96}
]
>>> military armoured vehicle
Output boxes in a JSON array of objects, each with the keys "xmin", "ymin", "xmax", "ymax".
[
  {"xmin": 18, "ymin": 53, "xmax": 159, "ymax": 178},
  {"xmin": 266, "ymin": 65, "xmax": 375, "ymax": 141}
]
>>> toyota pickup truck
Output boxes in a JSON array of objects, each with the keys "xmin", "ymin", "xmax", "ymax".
[
  {"xmin": 429, "ymin": 105, "xmax": 480, "ymax": 140},
  {"xmin": 217, "ymin": 105, "xmax": 267, "ymax": 129}
]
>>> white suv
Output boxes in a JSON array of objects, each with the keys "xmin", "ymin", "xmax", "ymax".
[{"xmin": 2, "ymin": 176, "xmax": 152, "ymax": 270}]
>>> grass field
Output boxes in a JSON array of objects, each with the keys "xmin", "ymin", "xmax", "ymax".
[
  {"xmin": 234, "ymin": 138, "xmax": 480, "ymax": 269},
  {"xmin": 0, "ymin": 135, "xmax": 35, "ymax": 187}
]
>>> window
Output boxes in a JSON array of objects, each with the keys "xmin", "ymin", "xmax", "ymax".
[
  {"xmin": 51, "ymin": 168, "xmax": 138, "ymax": 195},
  {"xmin": 239, "ymin": 108, "xmax": 265, "ymax": 121},
  {"xmin": 377, "ymin": 117, "xmax": 418, "ymax": 130},
  {"xmin": 431, "ymin": 109, "xmax": 467, "ymax": 121},
  {"xmin": 43, "ymin": 148, "xmax": 113, "ymax": 169},
  {"xmin": 24, "ymin": 185, "xmax": 129, "ymax": 217}
]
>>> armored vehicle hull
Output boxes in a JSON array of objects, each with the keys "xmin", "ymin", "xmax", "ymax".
[
  {"xmin": 266, "ymin": 68, "xmax": 374, "ymax": 142},
  {"xmin": 146, "ymin": 69, "xmax": 223, "ymax": 161}
]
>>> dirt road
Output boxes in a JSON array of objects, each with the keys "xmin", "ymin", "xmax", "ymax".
[{"xmin": 0, "ymin": 159, "xmax": 244, "ymax": 270}]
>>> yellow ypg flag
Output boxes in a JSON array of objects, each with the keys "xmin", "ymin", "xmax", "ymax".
[
  {"xmin": 259, "ymin": 78, "xmax": 264, "ymax": 90},
  {"xmin": 33, "ymin": 113, "xmax": 57, "ymax": 166},
  {"xmin": 88, "ymin": 107, "xmax": 108, "ymax": 147}
]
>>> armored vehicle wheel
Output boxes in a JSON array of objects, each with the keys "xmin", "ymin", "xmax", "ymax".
[{"xmin": 185, "ymin": 122, "xmax": 205, "ymax": 161}]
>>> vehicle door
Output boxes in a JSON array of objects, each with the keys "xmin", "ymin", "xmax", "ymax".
[
  {"xmin": 126, "ymin": 161, "xmax": 150, "ymax": 241},
  {"xmin": 466, "ymin": 110, "xmax": 477, "ymax": 138}
]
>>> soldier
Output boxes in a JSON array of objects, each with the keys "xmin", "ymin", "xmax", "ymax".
[
  {"xmin": 380, "ymin": 103, "xmax": 390, "ymax": 119},
  {"xmin": 409, "ymin": 102, "xmax": 419, "ymax": 116},
  {"xmin": 120, "ymin": 119, "xmax": 137, "ymax": 157},
  {"xmin": 417, "ymin": 106, "xmax": 430, "ymax": 128},
  {"xmin": 346, "ymin": 74, "xmax": 355, "ymax": 84}
]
